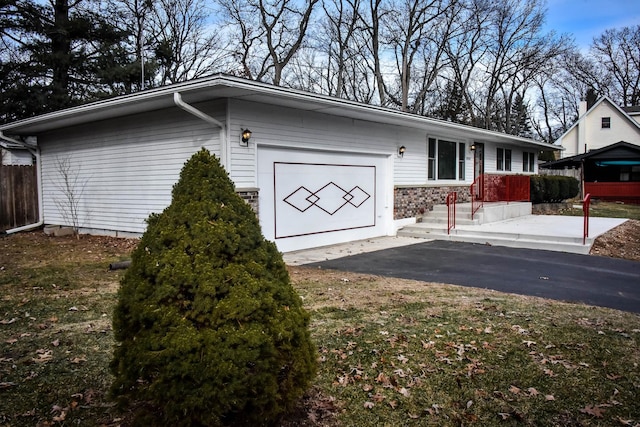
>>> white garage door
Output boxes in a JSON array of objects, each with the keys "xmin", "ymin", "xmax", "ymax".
[{"xmin": 257, "ymin": 146, "xmax": 391, "ymax": 252}]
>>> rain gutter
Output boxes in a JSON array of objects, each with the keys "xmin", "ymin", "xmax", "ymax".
[{"xmin": 173, "ymin": 92, "xmax": 228, "ymax": 170}]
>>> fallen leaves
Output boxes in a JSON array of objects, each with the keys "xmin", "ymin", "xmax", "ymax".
[
  {"xmin": 33, "ymin": 349, "xmax": 53, "ymax": 364},
  {"xmin": 580, "ymin": 404, "xmax": 606, "ymax": 418}
]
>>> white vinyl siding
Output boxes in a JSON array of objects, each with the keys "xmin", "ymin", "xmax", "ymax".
[
  {"xmin": 40, "ymin": 106, "xmax": 222, "ymax": 234},
  {"xmin": 228, "ymin": 99, "xmax": 427, "ymax": 187}
]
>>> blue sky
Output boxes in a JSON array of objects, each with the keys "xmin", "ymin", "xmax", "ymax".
[{"xmin": 543, "ymin": 0, "xmax": 640, "ymax": 49}]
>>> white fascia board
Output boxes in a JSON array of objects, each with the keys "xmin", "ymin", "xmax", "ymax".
[{"xmin": 1, "ymin": 74, "xmax": 549, "ymax": 150}]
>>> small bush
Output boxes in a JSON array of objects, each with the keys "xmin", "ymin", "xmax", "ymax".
[
  {"xmin": 110, "ymin": 149, "xmax": 317, "ymax": 426},
  {"xmin": 530, "ymin": 175, "xmax": 579, "ymax": 203}
]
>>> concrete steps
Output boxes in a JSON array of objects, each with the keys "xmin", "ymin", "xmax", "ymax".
[{"xmin": 398, "ymin": 202, "xmax": 594, "ymax": 254}]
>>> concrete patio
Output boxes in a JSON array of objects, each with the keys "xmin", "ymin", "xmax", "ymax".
[
  {"xmin": 398, "ymin": 202, "xmax": 626, "ymax": 255},
  {"xmin": 283, "ymin": 203, "xmax": 628, "ymax": 265}
]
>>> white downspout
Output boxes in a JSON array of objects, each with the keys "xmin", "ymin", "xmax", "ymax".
[
  {"xmin": 173, "ymin": 92, "xmax": 229, "ymax": 170},
  {"xmin": 1, "ymin": 131, "xmax": 44, "ymax": 235}
]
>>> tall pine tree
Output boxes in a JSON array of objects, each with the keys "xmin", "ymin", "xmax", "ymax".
[{"xmin": 0, "ymin": 0, "xmax": 137, "ymax": 123}]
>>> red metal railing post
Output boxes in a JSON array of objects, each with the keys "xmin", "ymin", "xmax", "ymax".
[
  {"xmin": 470, "ymin": 174, "xmax": 484, "ymax": 220},
  {"xmin": 447, "ymin": 191, "xmax": 457, "ymax": 235},
  {"xmin": 583, "ymin": 193, "xmax": 591, "ymax": 245}
]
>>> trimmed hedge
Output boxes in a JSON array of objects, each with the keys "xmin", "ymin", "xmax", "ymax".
[
  {"xmin": 110, "ymin": 149, "xmax": 317, "ymax": 426},
  {"xmin": 530, "ymin": 175, "xmax": 579, "ymax": 203}
]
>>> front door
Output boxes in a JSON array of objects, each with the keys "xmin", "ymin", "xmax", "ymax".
[{"xmin": 473, "ymin": 142, "xmax": 484, "ymax": 199}]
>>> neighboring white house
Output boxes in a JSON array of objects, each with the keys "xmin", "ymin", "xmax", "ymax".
[
  {"xmin": 554, "ymin": 96, "xmax": 640, "ymax": 158},
  {"xmin": 0, "ymin": 75, "xmax": 551, "ymax": 252},
  {"xmin": 1, "ymin": 137, "xmax": 33, "ymax": 166},
  {"xmin": 622, "ymin": 105, "xmax": 640, "ymax": 125}
]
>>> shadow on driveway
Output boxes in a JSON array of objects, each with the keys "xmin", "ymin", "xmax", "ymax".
[{"xmin": 309, "ymin": 240, "xmax": 640, "ymax": 314}]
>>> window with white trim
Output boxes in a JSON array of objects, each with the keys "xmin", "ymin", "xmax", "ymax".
[
  {"xmin": 523, "ymin": 151, "xmax": 535, "ymax": 172},
  {"xmin": 497, "ymin": 148, "xmax": 512, "ymax": 171},
  {"xmin": 428, "ymin": 137, "xmax": 465, "ymax": 180},
  {"xmin": 458, "ymin": 142, "xmax": 465, "ymax": 180}
]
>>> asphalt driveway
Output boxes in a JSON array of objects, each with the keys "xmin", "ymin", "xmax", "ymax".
[{"xmin": 309, "ymin": 240, "xmax": 640, "ymax": 314}]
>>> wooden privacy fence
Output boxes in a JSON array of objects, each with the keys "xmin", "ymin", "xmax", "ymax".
[{"xmin": 0, "ymin": 165, "xmax": 39, "ymax": 231}]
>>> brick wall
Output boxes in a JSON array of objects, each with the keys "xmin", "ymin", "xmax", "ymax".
[
  {"xmin": 394, "ymin": 185, "xmax": 470, "ymax": 219},
  {"xmin": 236, "ymin": 188, "xmax": 259, "ymax": 215}
]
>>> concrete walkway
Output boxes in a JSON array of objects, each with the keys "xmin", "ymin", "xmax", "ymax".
[
  {"xmin": 283, "ymin": 236, "xmax": 423, "ymax": 265},
  {"xmin": 283, "ymin": 215, "xmax": 628, "ymax": 265},
  {"xmin": 418, "ymin": 214, "xmax": 627, "ymax": 254}
]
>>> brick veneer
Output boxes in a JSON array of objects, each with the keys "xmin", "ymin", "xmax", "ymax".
[
  {"xmin": 236, "ymin": 188, "xmax": 259, "ymax": 215},
  {"xmin": 394, "ymin": 185, "xmax": 470, "ymax": 219}
]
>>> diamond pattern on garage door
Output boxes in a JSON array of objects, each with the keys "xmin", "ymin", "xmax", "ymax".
[
  {"xmin": 283, "ymin": 183, "xmax": 371, "ymax": 215},
  {"xmin": 274, "ymin": 162, "xmax": 376, "ymax": 239}
]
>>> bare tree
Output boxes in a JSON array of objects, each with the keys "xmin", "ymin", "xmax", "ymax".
[
  {"xmin": 108, "ymin": 0, "xmax": 155, "ymax": 90},
  {"xmin": 441, "ymin": 0, "xmax": 568, "ymax": 133},
  {"xmin": 590, "ymin": 26, "xmax": 640, "ymax": 107},
  {"xmin": 317, "ymin": 0, "xmax": 363, "ymax": 98},
  {"xmin": 442, "ymin": 0, "xmax": 491, "ymax": 126},
  {"xmin": 360, "ymin": 0, "xmax": 390, "ymax": 105},
  {"xmin": 530, "ymin": 49, "xmax": 590, "ymax": 143},
  {"xmin": 383, "ymin": 0, "xmax": 456, "ymax": 113},
  {"xmin": 221, "ymin": 0, "xmax": 319, "ymax": 86},
  {"xmin": 149, "ymin": 0, "xmax": 231, "ymax": 85},
  {"xmin": 52, "ymin": 156, "xmax": 89, "ymax": 238}
]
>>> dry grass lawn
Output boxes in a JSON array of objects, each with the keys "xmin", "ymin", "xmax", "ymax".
[{"xmin": 1, "ymin": 231, "xmax": 639, "ymax": 426}]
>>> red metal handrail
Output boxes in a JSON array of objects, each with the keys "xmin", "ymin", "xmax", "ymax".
[
  {"xmin": 470, "ymin": 175, "xmax": 484, "ymax": 220},
  {"xmin": 446, "ymin": 191, "xmax": 457, "ymax": 235},
  {"xmin": 583, "ymin": 193, "xmax": 591, "ymax": 245},
  {"xmin": 470, "ymin": 174, "xmax": 530, "ymax": 220}
]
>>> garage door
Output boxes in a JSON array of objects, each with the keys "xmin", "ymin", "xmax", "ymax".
[{"xmin": 257, "ymin": 146, "xmax": 391, "ymax": 252}]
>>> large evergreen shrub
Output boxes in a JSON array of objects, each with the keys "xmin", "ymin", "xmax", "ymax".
[
  {"xmin": 110, "ymin": 149, "xmax": 316, "ymax": 426},
  {"xmin": 529, "ymin": 175, "xmax": 580, "ymax": 203}
]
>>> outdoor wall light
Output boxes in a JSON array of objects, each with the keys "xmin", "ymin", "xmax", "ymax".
[
  {"xmin": 470, "ymin": 143, "xmax": 476, "ymax": 151},
  {"xmin": 240, "ymin": 128, "xmax": 252, "ymax": 146},
  {"xmin": 398, "ymin": 145, "xmax": 406, "ymax": 157}
]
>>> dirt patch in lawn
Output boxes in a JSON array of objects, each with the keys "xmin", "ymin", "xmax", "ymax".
[{"xmin": 589, "ymin": 219, "xmax": 640, "ymax": 261}]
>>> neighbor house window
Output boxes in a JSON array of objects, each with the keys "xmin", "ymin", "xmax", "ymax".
[
  {"xmin": 497, "ymin": 148, "xmax": 512, "ymax": 171},
  {"xmin": 523, "ymin": 152, "xmax": 535, "ymax": 172},
  {"xmin": 428, "ymin": 137, "xmax": 465, "ymax": 180},
  {"xmin": 602, "ymin": 117, "xmax": 611, "ymax": 128}
]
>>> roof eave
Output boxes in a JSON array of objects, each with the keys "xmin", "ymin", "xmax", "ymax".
[{"xmin": 0, "ymin": 74, "xmax": 548, "ymax": 149}]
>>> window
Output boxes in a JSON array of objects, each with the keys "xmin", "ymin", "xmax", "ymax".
[
  {"xmin": 428, "ymin": 138, "xmax": 436, "ymax": 180},
  {"xmin": 523, "ymin": 152, "xmax": 535, "ymax": 172},
  {"xmin": 427, "ymin": 137, "xmax": 465, "ymax": 180},
  {"xmin": 438, "ymin": 140, "xmax": 456, "ymax": 179},
  {"xmin": 497, "ymin": 148, "xmax": 512, "ymax": 171},
  {"xmin": 602, "ymin": 117, "xmax": 611, "ymax": 128},
  {"xmin": 458, "ymin": 142, "xmax": 466, "ymax": 180}
]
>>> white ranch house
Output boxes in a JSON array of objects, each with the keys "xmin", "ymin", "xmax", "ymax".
[{"xmin": 0, "ymin": 75, "xmax": 551, "ymax": 252}]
